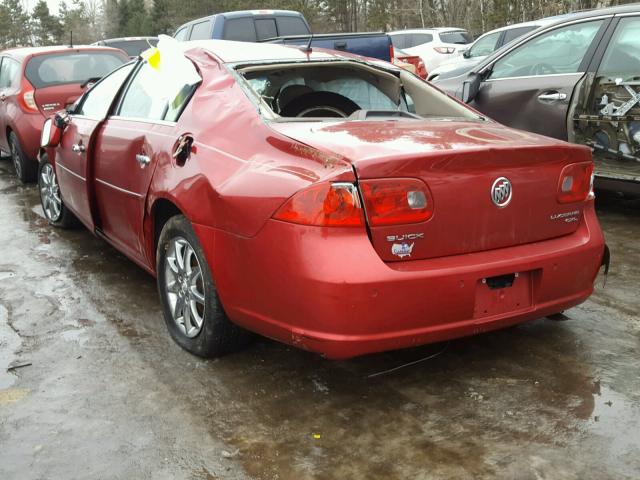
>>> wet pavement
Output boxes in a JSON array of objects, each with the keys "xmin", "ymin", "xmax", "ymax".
[{"xmin": 0, "ymin": 158, "xmax": 639, "ymax": 480}]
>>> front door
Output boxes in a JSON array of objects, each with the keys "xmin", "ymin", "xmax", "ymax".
[
  {"xmin": 53, "ymin": 63, "xmax": 136, "ymax": 229},
  {"xmin": 92, "ymin": 60, "xmax": 195, "ymax": 263},
  {"xmin": 472, "ymin": 19, "xmax": 607, "ymax": 140}
]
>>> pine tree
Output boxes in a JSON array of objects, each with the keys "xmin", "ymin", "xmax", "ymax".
[
  {"xmin": 2, "ymin": 0, "xmax": 31, "ymax": 47},
  {"xmin": 151, "ymin": 0, "xmax": 173, "ymax": 35},
  {"xmin": 31, "ymin": 0, "xmax": 63, "ymax": 46}
]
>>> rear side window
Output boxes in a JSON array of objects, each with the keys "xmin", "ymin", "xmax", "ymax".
[
  {"xmin": 174, "ymin": 27, "xmax": 189, "ymax": 41},
  {"xmin": 390, "ymin": 34, "xmax": 409, "ymax": 49},
  {"xmin": 0, "ymin": 57, "xmax": 20, "ymax": 89},
  {"xmin": 190, "ymin": 20, "xmax": 212, "ymax": 40},
  {"xmin": 409, "ymin": 33, "xmax": 433, "ymax": 47},
  {"xmin": 502, "ymin": 26, "xmax": 537, "ymax": 45},
  {"xmin": 25, "ymin": 52, "xmax": 126, "ymax": 88},
  {"xmin": 276, "ymin": 16, "xmax": 309, "ymax": 36},
  {"xmin": 255, "ymin": 18, "xmax": 277, "ymax": 40},
  {"xmin": 223, "ymin": 17, "xmax": 257, "ymax": 42},
  {"xmin": 439, "ymin": 31, "xmax": 472, "ymax": 44}
]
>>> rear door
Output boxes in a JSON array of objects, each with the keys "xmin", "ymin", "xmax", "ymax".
[
  {"xmin": 472, "ymin": 19, "xmax": 609, "ymax": 140},
  {"xmin": 93, "ymin": 61, "xmax": 198, "ymax": 261},
  {"xmin": 54, "ymin": 63, "xmax": 135, "ymax": 229}
]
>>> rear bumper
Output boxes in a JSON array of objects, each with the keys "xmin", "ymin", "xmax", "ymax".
[
  {"xmin": 194, "ymin": 204, "xmax": 605, "ymax": 359},
  {"xmin": 13, "ymin": 112, "xmax": 44, "ymax": 161}
]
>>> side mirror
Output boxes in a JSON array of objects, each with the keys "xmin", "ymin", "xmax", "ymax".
[
  {"xmin": 40, "ymin": 112, "xmax": 68, "ymax": 148},
  {"xmin": 463, "ymin": 49, "xmax": 471, "ymax": 59},
  {"xmin": 461, "ymin": 72, "xmax": 482, "ymax": 104}
]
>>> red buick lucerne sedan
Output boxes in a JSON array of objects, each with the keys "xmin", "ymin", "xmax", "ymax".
[
  {"xmin": 0, "ymin": 46, "xmax": 128, "ymax": 182},
  {"xmin": 38, "ymin": 40, "xmax": 607, "ymax": 359}
]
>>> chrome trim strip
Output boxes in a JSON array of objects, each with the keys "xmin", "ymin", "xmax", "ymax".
[
  {"xmin": 109, "ymin": 116, "xmax": 177, "ymax": 127},
  {"xmin": 95, "ymin": 178, "xmax": 144, "ymax": 198},
  {"xmin": 485, "ymin": 72, "xmax": 584, "ymax": 82},
  {"xmin": 56, "ymin": 162, "xmax": 85, "ymax": 181}
]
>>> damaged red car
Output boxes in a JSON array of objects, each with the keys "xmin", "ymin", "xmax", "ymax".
[{"xmin": 39, "ymin": 40, "xmax": 607, "ymax": 359}]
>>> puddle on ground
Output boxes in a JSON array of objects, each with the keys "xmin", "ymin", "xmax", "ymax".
[{"xmin": 0, "ymin": 304, "xmax": 22, "ymax": 389}]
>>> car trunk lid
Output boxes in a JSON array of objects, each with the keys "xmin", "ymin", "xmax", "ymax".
[
  {"xmin": 33, "ymin": 83, "xmax": 87, "ymax": 116},
  {"xmin": 270, "ymin": 120, "xmax": 591, "ymax": 261}
]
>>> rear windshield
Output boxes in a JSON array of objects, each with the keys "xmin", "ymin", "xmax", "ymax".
[
  {"xmin": 439, "ymin": 31, "xmax": 473, "ymax": 44},
  {"xmin": 104, "ymin": 39, "xmax": 158, "ymax": 57},
  {"xmin": 25, "ymin": 52, "xmax": 126, "ymax": 88}
]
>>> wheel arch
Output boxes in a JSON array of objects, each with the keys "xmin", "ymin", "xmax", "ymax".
[{"xmin": 145, "ymin": 196, "xmax": 187, "ymax": 273}]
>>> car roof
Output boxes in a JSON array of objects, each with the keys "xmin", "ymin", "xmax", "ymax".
[
  {"xmin": 389, "ymin": 27, "xmax": 467, "ymax": 34},
  {"xmin": 95, "ymin": 36, "xmax": 158, "ymax": 43},
  {"xmin": 473, "ymin": 12, "xmax": 579, "ymax": 39},
  {"xmin": 1, "ymin": 45, "xmax": 126, "ymax": 61},
  {"xmin": 185, "ymin": 39, "xmax": 360, "ymax": 64},
  {"xmin": 178, "ymin": 9, "xmax": 303, "ymax": 28}
]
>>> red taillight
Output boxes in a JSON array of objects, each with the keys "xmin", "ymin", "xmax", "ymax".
[
  {"xmin": 434, "ymin": 47, "xmax": 455, "ymax": 54},
  {"xmin": 360, "ymin": 178, "xmax": 434, "ymax": 226},
  {"xmin": 18, "ymin": 78, "xmax": 38, "ymax": 113},
  {"xmin": 417, "ymin": 59, "xmax": 427, "ymax": 80},
  {"xmin": 273, "ymin": 182, "xmax": 365, "ymax": 227},
  {"xmin": 557, "ymin": 162, "xmax": 594, "ymax": 204},
  {"xmin": 389, "ymin": 44, "xmax": 395, "ymax": 63}
]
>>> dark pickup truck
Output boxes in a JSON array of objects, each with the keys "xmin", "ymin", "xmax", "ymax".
[{"xmin": 173, "ymin": 9, "xmax": 393, "ymax": 62}]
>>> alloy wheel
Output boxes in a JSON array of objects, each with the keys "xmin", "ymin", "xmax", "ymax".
[
  {"xmin": 164, "ymin": 237, "xmax": 206, "ymax": 338},
  {"xmin": 40, "ymin": 163, "xmax": 62, "ymax": 222}
]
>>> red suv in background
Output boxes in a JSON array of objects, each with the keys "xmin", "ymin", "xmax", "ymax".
[{"xmin": 0, "ymin": 46, "xmax": 128, "ymax": 182}]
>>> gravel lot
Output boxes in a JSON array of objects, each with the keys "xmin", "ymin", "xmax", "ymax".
[{"xmin": 1, "ymin": 158, "xmax": 639, "ymax": 480}]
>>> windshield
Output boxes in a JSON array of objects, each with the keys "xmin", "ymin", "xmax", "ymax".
[
  {"xmin": 439, "ymin": 31, "xmax": 473, "ymax": 45},
  {"xmin": 238, "ymin": 61, "xmax": 478, "ymax": 122},
  {"xmin": 25, "ymin": 52, "xmax": 127, "ymax": 88}
]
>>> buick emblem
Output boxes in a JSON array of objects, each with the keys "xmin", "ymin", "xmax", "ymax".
[{"xmin": 491, "ymin": 177, "xmax": 512, "ymax": 207}]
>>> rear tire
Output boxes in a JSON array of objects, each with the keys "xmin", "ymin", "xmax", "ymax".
[
  {"xmin": 38, "ymin": 154, "xmax": 78, "ymax": 228},
  {"xmin": 9, "ymin": 132, "xmax": 37, "ymax": 183},
  {"xmin": 156, "ymin": 215, "xmax": 252, "ymax": 358}
]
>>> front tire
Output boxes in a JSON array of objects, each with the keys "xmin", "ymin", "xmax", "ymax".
[
  {"xmin": 156, "ymin": 215, "xmax": 251, "ymax": 358},
  {"xmin": 38, "ymin": 154, "xmax": 77, "ymax": 228},
  {"xmin": 9, "ymin": 132, "xmax": 37, "ymax": 183}
]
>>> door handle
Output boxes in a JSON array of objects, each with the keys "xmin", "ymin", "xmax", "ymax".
[
  {"xmin": 136, "ymin": 154, "xmax": 150, "ymax": 168},
  {"xmin": 72, "ymin": 143, "xmax": 85, "ymax": 153},
  {"xmin": 537, "ymin": 92, "xmax": 567, "ymax": 102}
]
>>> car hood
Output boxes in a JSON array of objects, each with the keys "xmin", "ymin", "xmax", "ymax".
[{"xmin": 431, "ymin": 58, "xmax": 483, "ymax": 80}]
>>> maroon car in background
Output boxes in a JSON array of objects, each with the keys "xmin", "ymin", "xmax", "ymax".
[{"xmin": 0, "ymin": 46, "xmax": 128, "ymax": 182}]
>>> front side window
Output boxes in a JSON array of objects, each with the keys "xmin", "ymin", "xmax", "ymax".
[
  {"xmin": 490, "ymin": 20, "xmax": 603, "ymax": 79},
  {"xmin": 77, "ymin": 63, "xmax": 135, "ymax": 118},
  {"xmin": 469, "ymin": 32, "xmax": 501, "ymax": 57},
  {"xmin": 0, "ymin": 58, "xmax": 20, "ymax": 90},
  {"xmin": 117, "ymin": 60, "xmax": 199, "ymax": 122}
]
